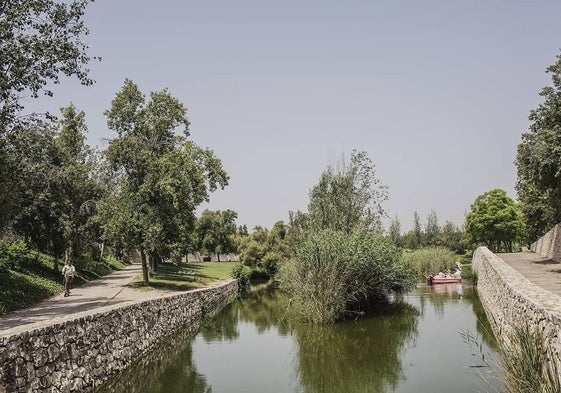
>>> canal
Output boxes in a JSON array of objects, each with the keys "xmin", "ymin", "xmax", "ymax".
[{"xmin": 98, "ymin": 283, "xmax": 501, "ymax": 393}]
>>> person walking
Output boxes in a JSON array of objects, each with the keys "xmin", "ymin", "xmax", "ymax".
[{"xmin": 62, "ymin": 260, "xmax": 76, "ymax": 297}]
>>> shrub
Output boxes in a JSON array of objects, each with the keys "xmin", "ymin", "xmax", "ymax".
[
  {"xmin": 404, "ymin": 247, "xmax": 458, "ymax": 278},
  {"xmin": 231, "ymin": 263, "xmax": 250, "ymax": 292},
  {"xmin": 0, "ymin": 238, "xmax": 31, "ymax": 270},
  {"xmin": 279, "ymin": 229, "xmax": 416, "ymax": 324}
]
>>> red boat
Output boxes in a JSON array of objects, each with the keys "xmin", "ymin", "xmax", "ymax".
[{"xmin": 426, "ymin": 272, "xmax": 462, "ymax": 284}]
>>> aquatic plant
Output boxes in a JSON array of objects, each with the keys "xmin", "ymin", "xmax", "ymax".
[
  {"xmin": 462, "ymin": 323, "xmax": 561, "ymax": 393},
  {"xmin": 404, "ymin": 246, "xmax": 458, "ymax": 278},
  {"xmin": 279, "ymin": 229, "xmax": 416, "ymax": 324}
]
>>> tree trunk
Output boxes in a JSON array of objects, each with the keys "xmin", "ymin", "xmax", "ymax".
[
  {"xmin": 153, "ymin": 252, "xmax": 159, "ymax": 271},
  {"xmin": 99, "ymin": 242, "xmax": 105, "ymax": 263},
  {"xmin": 217, "ymin": 253, "xmax": 221, "ymax": 262},
  {"xmin": 148, "ymin": 252, "xmax": 155, "ymax": 273},
  {"xmin": 140, "ymin": 248, "xmax": 149, "ymax": 285}
]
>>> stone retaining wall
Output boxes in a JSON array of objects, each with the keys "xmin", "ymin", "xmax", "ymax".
[
  {"xmin": 472, "ymin": 247, "xmax": 561, "ymax": 355},
  {"xmin": 531, "ymin": 223, "xmax": 561, "ymax": 262},
  {"xmin": 0, "ymin": 280, "xmax": 238, "ymax": 393}
]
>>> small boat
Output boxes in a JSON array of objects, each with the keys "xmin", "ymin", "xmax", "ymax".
[
  {"xmin": 426, "ymin": 263, "xmax": 462, "ymax": 284},
  {"xmin": 426, "ymin": 273, "xmax": 462, "ymax": 284}
]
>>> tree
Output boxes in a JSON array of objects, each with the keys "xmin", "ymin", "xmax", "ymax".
[
  {"xmin": 438, "ymin": 220, "xmax": 469, "ymax": 254},
  {"xmin": 387, "ymin": 215, "xmax": 402, "ymax": 247},
  {"xmin": 516, "ymin": 51, "xmax": 561, "ymax": 241},
  {"xmin": 281, "ymin": 151, "xmax": 416, "ymax": 324},
  {"xmin": 424, "ymin": 210, "xmax": 440, "ymax": 246},
  {"xmin": 303, "ymin": 150, "xmax": 388, "ymax": 234},
  {"xmin": 0, "ymin": 0, "xmax": 97, "ymax": 132},
  {"xmin": 1, "ymin": 105, "xmax": 102, "ymax": 270},
  {"xmin": 465, "ymin": 189, "xmax": 525, "ymax": 252},
  {"xmin": 99, "ymin": 80, "xmax": 229, "ymax": 284},
  {"xmin": 197, "ymin": 209, "xmax": 238, "ymax": 261},
  {"xmin": 412, "ymin": 211, "xmax": 422, "ymax": 249},
  {"xmin": 54, "ymin": 105, "xmax": 104, "ymax": 263}
]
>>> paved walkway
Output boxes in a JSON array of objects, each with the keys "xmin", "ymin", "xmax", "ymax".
[
  {"xmin": 497, "ymin": 252, "xmax": 561, "ymax": 297},
  {"xmin": 0, "ymin": 263, "xmax": 171, "ymax": 336}
]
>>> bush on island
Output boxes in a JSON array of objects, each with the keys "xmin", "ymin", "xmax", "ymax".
[{"xmin": 279, "ymin": 229, "xmax": 416, "ymax": 325}]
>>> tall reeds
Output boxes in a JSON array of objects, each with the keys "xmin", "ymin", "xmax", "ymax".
[
  {"xmin": 279, "ymin": 230, "xmax": 416, "ymax": 324},
  {"xmin": 463, "ymin": 323, "xmax": 561, "ymax": 393},
  {"xmin": 404, "ymin": 247, "xmax": 458, "ymax": 278}
]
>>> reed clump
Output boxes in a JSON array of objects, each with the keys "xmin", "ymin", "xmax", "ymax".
[
  {"xmin": 463, "ymin": 323, "xmax": 561, "ymax": 393},
  {"xmin": 404, "ymin": 247, "xmax": 458, "ymax": 278},
  {"xmin": 279, "ymin": 229, "xmax": 416, "ymax": 325}
]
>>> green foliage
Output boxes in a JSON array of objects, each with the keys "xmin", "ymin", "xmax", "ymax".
[
  {"xmin": 99, "ymin": 80, "xmax": 229, "ymax": 283},
  {"xmin": 237, "ymin": 222, "xmax": 290, "ymax": 278},
  {"xmin": 403, "ymin": 247, "xmax": 458, "ymax": 278},
  {"xmin": 280, "ymin": 230, "xmax": 416, "ymax": 324},
  {"xmin": 231, "ymin": 263, "xmax": 250, "ymax": 292},
  {"xmin": 387, "ymin": 215, "xmax": 402, "ymax": 247},
  {"xmin": 0, "ymin": 239, "xmax": 125, "ymax": 315},
  {"xmin": 465, "ymin": 189, "xmax": 525, "ymax": 252},
  {"xmin": 1, "ymin": 105, "xmax": 104, "ymax": 263},
  {"xmin": 439, "ymin": 220, "xmax": 470, "ymax": 254},
  {"xmin": 0, "ymin": 238, "xmax": 30, "ymax": 270},
  {"xmin": 516, "ymin": 51, "xmax": 561, "ymax": 241},
  {"xmin": 463, "ymin": 323, "xmax": 561, "ymax": 393},
  {"xmin": 0, "ymin": 0, "xmax": 97, "ymax": 131},
  {"xmin": 196, "ymin": 209, "xmax": 238, "ymax": 260},
  {"xmin": 296, "ymin": 150, "xmax": 387, "ymax": 234},
  {"xmin": 413, "ymin": 211, "xmax": 422, "ymax": 248},
  {"xmin": 283, "ymin": 151, "xmax": 416, "ymax": 324},
  {"xmin": 424, "ymin": 210, "xmax": 440, "ymax": 246}
]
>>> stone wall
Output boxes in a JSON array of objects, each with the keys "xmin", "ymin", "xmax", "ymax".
[
  {"xmin": 531, "ymin": 223, "xmax": 561, "ymax": 262},
  {"xmin": 0, "ymin": 280, "xmax": 238, "ymax": 393},
  {"xmin": 472, "ymin": 247, "xmax": 561, "ymax": 355}
]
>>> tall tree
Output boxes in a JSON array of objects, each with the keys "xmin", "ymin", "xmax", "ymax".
[
  {"xmin": 439, "ymin": 220, "xmax": 468, "ymax": 254},
  {"xmin": 424, "ymin": 210, "xmax": 440, "ymax": 246},
  {"xmin": 305, "ymin": 150, "xmax": 388, "ymax": 234},
  {"xmin": 99, "ymin": 80, "xmax": 228, "ymax": 284},
  {"xmin": 197, "ymin": 209, "xmax": 238, "ymax": 261},
  {"xmin": 388, "ymin": 215, "xmax": 402, "ymax": 247},
  {"xmin": 465, "ymin": 189, "xmax": 525, "ymax": 252},
  {"xmin": 0, "ymin": 0, "xmax": 97, "ymax": 132},
  {"xmin": 516, "ymin": 51, "xmax": 561, "ymax": 241},
  {"xmin": 2, "ymin": 105, "xmax": 101, "ymax": 268},
  {"xmin": 412, "ymin": 211, "xmax": 422, "ymax": 249},
  {"xmin": 54, "ymin": 105, "xmax": 103, "ymax": 263}
]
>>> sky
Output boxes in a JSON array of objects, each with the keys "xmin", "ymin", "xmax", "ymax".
[{"xmin": 29, "ymin": 0, "xmax": 561, "ymax": 231}]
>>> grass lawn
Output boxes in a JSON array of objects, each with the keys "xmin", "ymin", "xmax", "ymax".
[{"xmin": 130, "ymin": 261, "xmax": 237, "ymax": 291}]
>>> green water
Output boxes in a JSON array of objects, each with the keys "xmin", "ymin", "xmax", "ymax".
[{"xmin": 99, "ymin": 283, "xmax": 501, "ymax": 393}]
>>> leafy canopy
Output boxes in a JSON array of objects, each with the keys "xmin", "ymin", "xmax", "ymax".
[
  {"xmin": 0, "ymin": 0, "xmax": 97, "ymax": 131},
  {"xmin": 99, "ymin": 80, "xmax": 228, "ymax": 283},
  {"xmin": 515, "ymin": 51, "xmax": 561, "ymax": 241},
  {"xmin": 465, "ymin": 189, "xmax": 525, "ymax": 252}
]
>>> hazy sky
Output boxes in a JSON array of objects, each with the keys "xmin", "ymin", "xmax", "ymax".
[{"xmin": 31, "ymin": 1, "xmax": 561, "ymax": 231}]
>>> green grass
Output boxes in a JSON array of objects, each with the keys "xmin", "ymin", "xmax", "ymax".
[{"xmin": 130, "ymin": 261, "xmax": 237, "ymax": 291}]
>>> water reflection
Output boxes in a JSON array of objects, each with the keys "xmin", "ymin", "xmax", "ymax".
[
  {"xmin": 98, "ymin": 284, "xmax": 499, "ymax": 393},
  {"xmin": 294, "ymin": 302, "xmax": 419, "ymax": 393},
  {"xmin": 97, "ymin": 323, "xmax": 211, "ymax": 393}
]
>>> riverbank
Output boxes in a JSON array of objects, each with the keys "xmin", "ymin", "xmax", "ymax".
[
  {"xmin": 0, "ymin": 272, "xmax": 238, "ymax": 392},
  {"xmin": 472, "ymin": 247, "xmax": 561, "ymax": 359}
]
